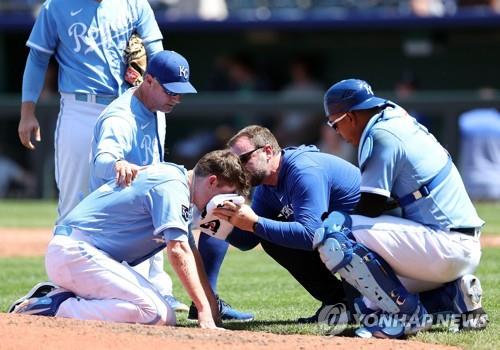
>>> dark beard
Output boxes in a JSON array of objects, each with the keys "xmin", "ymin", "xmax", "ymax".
[{"xmin": 249, "ymin": 169, "xmax": 266, "ymax": 186}]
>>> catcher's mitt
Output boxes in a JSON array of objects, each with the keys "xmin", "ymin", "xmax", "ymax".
[{"xmin": 124, "ymin": 33, "xmax": 147, "ymax": 86}]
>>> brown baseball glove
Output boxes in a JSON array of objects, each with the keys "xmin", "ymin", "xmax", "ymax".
[{"xmin": 124, "ymin": 33, "xmax": 147, "ymax": 86}]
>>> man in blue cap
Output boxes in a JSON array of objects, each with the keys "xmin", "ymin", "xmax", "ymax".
[
  {"xmin": 89, "ymin": 50, "xmax": 197, "ymax": 191},
  {"xmin": 314, "ymin": 79, "xmax": 487, "ymax": 338},
  {"xmin": 89, "ymin": 50, "xmax": 252, "ymax": 321}
]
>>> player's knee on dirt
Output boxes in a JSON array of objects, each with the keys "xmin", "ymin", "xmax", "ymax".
[{"xmin": 137, "ymin": 298, "xmax": 176, "ymax": 326}]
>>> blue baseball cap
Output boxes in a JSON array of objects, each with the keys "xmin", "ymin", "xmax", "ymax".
[
  {"xmin": 323, "ymin": 79, "xmax": 387, "ymax": 116},
  {"xmin": 146, "ymin": 50, "xmax": 197, "ymax": 94}
]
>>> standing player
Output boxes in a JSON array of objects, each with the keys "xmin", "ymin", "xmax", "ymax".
[
  {"xmin": 213, "ymin": 125, "xmax": 361, "ymax": 322},
  {"xmin": 18, "ymin": 0, "xmax": 164, "ymax": 221},
  {"xmin": 12, "ymin": 150, "xmax": 250, "ymax": 328},
  {"xmin": 314, "ymin": 79, "xmax": 487, "ymax": 338}
]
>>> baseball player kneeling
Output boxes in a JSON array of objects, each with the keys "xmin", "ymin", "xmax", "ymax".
[{"xmin": 11, "ymin": 150, "xmax": 249, "ymax": 329}]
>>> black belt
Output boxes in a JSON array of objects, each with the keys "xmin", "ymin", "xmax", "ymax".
[{"xmin": 451, "ymin": 227, "xmax": 480, "ymax": 236}]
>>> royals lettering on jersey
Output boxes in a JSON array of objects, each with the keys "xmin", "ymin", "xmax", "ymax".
[
  {"xmin": 27, "ymin": 0, "xmax": 162, "ymax": 95},
  {"xmin": 89, "ymin": 89, "xmax": 162, "ymax": 192}
]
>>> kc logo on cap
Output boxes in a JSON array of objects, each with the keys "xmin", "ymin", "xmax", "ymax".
[
  {"xmin": 146, "ymin": 50, "xmax": 197, "ymax": 94},
  {"xmin": 179, "ymin": 66, "xmax": 189, "ymax": 80}
]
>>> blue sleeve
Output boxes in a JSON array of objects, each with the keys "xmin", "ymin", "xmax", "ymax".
[
  {"xmin": 252, "ymin": 170, "xmax": 330, "ymax": 251},
  {"xmin": 145, "ymin": 180, "xmax": 190, "ymax": 235},
  {"xmin": 162, "ymin": 227, "xmax": 189, "ymax": 243},
  {"xmin": 91, "ymin": 117, "xmax": 134, "ymax": 183},
  {"xmin": 135, "ymin": 0, "xmax": 163, "ymax": 45},
  {"xmin": 226, "ymin": 227, "xmax": 260, "ymax": 251},
  {"xmin": 93, "ymin": 152, "xmax": 119, "ymax": 183},
  {"xmin": 26, "ymin": 1, "xmax": 58, "ymax": 54},
  {"xmin": 360, "ymin": 128, "xmax": 403, "ymax": 197},
  {"xmin": 145, "ymin": 40, "xmax": 163, "ymax": 59},
  {"xmin": 21, "ymin": 49, "xmax": 52, "ymax": 103}
]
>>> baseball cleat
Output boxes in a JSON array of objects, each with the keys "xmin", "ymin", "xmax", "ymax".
[
  {"xmin": 164, "ymin": 295, "xmax": 189, "ymax": 313},
  {"xmin": 447, "ymin": 274, "xmax": 488, "ymax": 330},
  {"xmin": 355, "ymin": 303, "xmax": 432, "ymax": 339},
  {"xmin": 12, "ymin": 288, "xmax": 75, "ymax": 316},
  {"xmin": 218, "ymin": 298, "xmax": 254, "ymax": 322},
  {"xmin": 7, "ymin": 281, "xmax": 57, "ymax": 313},
  {"xmin": 188, "ymin": 296, "xmax": 254, "ymax": 322},
  {"xmin": 297, "ymin": 302, "xmax": 349, "ymax": 324}
]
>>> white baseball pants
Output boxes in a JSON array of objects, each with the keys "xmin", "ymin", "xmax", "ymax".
[
  {"xmin": 46, "ymin": 232, "xmax": 176, "ymax": 325},
  {"xmin": 351, "ymin": 215, "xmax": 481, "ymax": 293}
]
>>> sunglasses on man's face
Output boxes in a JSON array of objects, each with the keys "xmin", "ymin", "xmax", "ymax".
[
  {"xmin": 163, "ymin": 88, "xmax": 179, "ymax": 97},
  {"xmin": 155, "ymin": 78, "xmax": 180, "ymax": 97},
  {"xmin": 239, "ymin": 146, "xmax": 264, "ymax": 164},
  {"xmin": 327, "ymin": 112, "xmax": 348, "ymax": 131}
]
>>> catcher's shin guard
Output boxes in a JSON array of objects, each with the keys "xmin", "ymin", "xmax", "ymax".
[{"xmin": 314, "ymin": 211, "xmax": 418, "ymax": 315}]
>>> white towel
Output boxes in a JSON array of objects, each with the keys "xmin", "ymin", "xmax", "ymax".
[{"xmin": 195, "ymin": 193, "xmax": 245, "ymax": 240}]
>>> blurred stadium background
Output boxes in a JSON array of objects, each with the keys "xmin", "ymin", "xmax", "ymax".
[{"xmin": 0, "ymin": 0, "xmax": 499, "ymax": 200}]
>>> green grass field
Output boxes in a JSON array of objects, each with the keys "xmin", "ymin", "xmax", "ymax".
[{"xmin": 0, "ymin": 199, "xmax": 499, "ymax": 349}]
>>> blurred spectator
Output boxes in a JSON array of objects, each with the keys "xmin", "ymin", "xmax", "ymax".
[
  {"xmin": 459, "ymin": 107, "xmax": 500, "ymax": 201},
  {"xmin": 275, "ymin": 56, "xmax": 323, "ymax": 146},
  {"xmin": 199, "ymin": 0, "xmax": 228, "ymax": 20},
  {"xmin": 458, "ymin": 0, "xmax": 500, "ymax": 12},
  {"xmin": 394, "ymin": 70, "xmax": 435, "ymax": 132},
  {"xmin": 157, "ymin": 0, "xmax": 228, "ymax": 20},
  {"xmin": 171, "ymin": 124, "xmax": 235, "ymax": 168},
  {"xmin": 171, "ymin": 54, "xmax": 269, "ymax": 167},
  {"xmin": 148, "ymin": 0, "xmax": 176, "ymax": 10},
  {"xmin": 171, "ymin": 54, "xmax": 270, "ymax": 167},
  {"xmin": 0, "ymin": 149, "xmax": 35, "ymax": 197},
  {"xmin": 395, "ymin": 70, "xmax": 420, "ymax": 99},
  {"xmin": 317, "ymin": 124, "xmax": 356, "ymax": 164},
  {"xmin": 210, "ymin": 53, "xmax": 270, "ymax": 128},
  {"xmin": 409, "ymin": 0, "xmax": 456, "ymax": 16},
  {"xmin": 220, "ymin": 54, "xmax": 270, "ymax": 94}
]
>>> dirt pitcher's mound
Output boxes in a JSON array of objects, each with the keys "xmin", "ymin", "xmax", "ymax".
[{"xmin": 1, "ymin": 314, "xmax": 459, "ymax": 350}]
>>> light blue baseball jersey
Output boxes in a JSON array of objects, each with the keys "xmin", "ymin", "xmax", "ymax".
[
  {"xmin": 358, "ymin": 103, "xmax": 483, "ymax": 230},
  {"xmin": 27, "ymin": 0, "xmax": 163, "ymax": 96},
  {"xmin": 62, "ymin": 163, "xmax": 191, "ymax": 265},
  {"xmin": 89, "ymin": 88, "xmax": 162, "ymax": 192}
]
